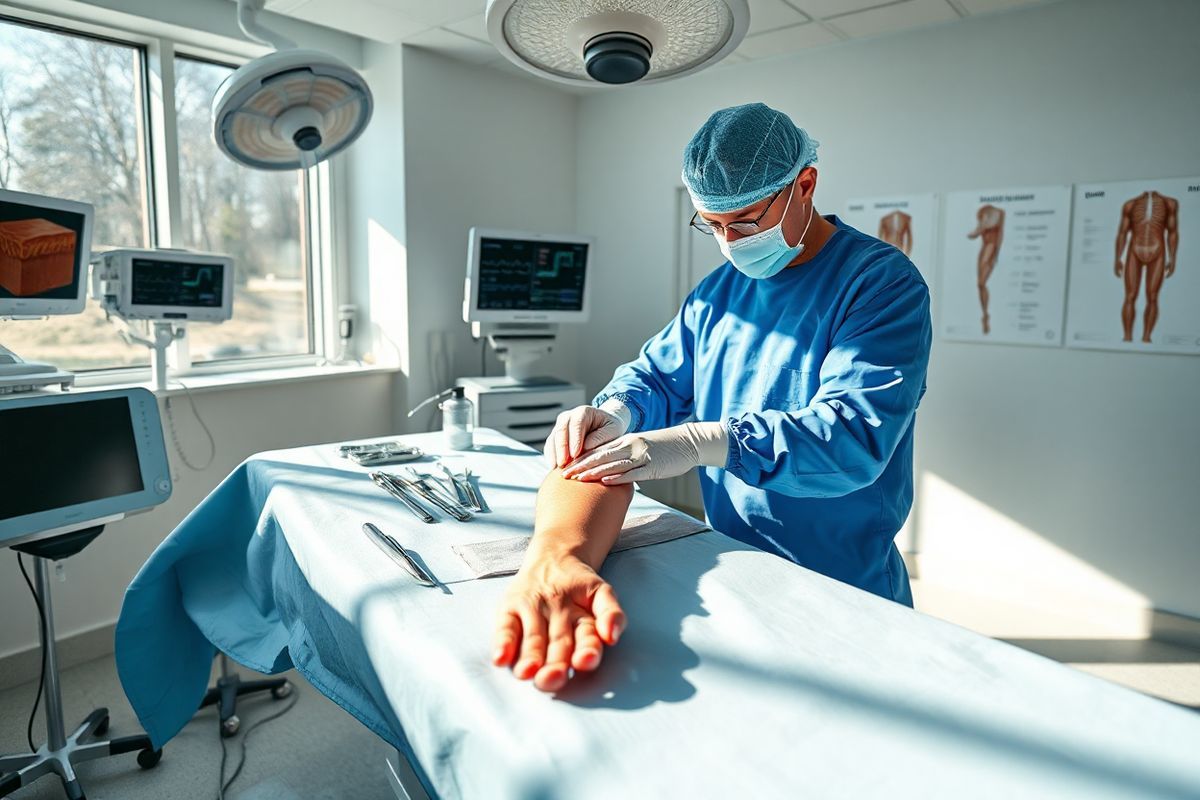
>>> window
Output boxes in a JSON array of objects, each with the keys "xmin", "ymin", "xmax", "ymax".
[
  {"xmin": 174, "ymin": 57, "xmax": 311, "ymax": 362},
  {"xmin": 0, "ymin": 18, "xmax": 151, "ymax": 369},
  {"xmin": 0, "ymin": 14, "xmax": 322, "ymax": 373}
]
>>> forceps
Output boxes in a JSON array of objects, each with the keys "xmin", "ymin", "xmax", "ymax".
[
  {"xmin": 370, "ymin": 471, "xmax": 436, "ymax": 524},
  {"xmin": 401, "ymin": 468, "xmax": 473, "ymax": 522}
]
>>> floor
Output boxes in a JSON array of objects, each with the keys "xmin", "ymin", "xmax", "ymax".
[
  {"xmin": 2, "ymin": 581, "xmax": 1197, "ymax": 799},
  {"xmin": 912, "ymin": 580, "xmax": 1200, "ymax": 710},
  {"xmin": 0, "ymin": 658, "xmax": 394, "ymax": 799}
]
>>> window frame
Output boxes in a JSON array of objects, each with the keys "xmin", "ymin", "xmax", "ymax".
[{"xmin": 0, "ymin": 3, "xmax": 336, "ymax": 382}]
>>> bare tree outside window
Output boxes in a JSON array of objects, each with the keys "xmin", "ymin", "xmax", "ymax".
[
  {"xmin": 0, "ymin": 19, "xmax": 315, "ymax": 371},
  {"xmin": 0, "ymin": 20, "xmax": 151, "ymax": 368},
  {"xmin": 175, "ymin": 58, "xmax": 310, "ymax": 363}
]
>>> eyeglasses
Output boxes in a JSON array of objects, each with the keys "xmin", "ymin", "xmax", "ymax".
[{"xmin": 689, "ymin": 186, "xmax": 787, "ymax": 237}]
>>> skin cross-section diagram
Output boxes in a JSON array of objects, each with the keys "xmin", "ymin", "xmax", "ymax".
[
  {"xmin": 1114, "ymin": 191, "xmax": 1179, "ymax": 343},
  {"xmin": 966, "ymin": 204, "xmax": 1004, "ymax": 335}
]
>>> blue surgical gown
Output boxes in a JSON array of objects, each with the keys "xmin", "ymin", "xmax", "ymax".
[{"xmin": 595, "ymin": 215, "xmax": 932, "ymax": 605}]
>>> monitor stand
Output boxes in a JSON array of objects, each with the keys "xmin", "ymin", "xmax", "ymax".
[
  {"xmin": 2, "ymin": 524, "xmax": 163, "ymax": 799},
  {"xmin": 473, "ymin": 321, "xmax": 557, "ymax": 382},
  {"xmin": 0, "ymin": 344, "xmax": 75, "ymax": 394}
]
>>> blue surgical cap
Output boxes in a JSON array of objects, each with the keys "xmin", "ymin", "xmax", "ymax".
[{"xmin": 682, "ymin": 103, "xmax": 819, "ymax": 213}]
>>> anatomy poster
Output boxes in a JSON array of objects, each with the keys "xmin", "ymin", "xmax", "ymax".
[
  {"xmin": 1065, "ymin": 176, "xmax": 1199, "ymax": 355},
  {"xmin": 939, "ymin": 185, "xmax": 1071, "ymax": 346},
  {"xmin": 843, "ymin": 194, "xmax": 937, "ymax": 277}
]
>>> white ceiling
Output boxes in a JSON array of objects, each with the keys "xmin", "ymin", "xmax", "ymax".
[{"xmin": 267, "ymin": 0, "xmax": 1053, "ymax": 85}]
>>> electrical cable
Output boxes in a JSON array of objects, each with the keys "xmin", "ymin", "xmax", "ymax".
[
  {"xmin": 215, "ymin": 686, "xmax": 299, "ymax": 799},
  {"xmin": 165, "ymin": 379, "xmax": 216, "ymax": 471},
  {"xmin": 16, "ymin": 553, "xmax": 47, "ymax": 754}
]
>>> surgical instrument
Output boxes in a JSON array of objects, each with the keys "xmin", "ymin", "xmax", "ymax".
[
  {"xmin": 361, "ymin": 522, "xmax": 436, "ymax": 586},
  {"xmin": 342, "ymin": 441, "xmax": 423, "ymax": 466},
  {"xmin": 370, "ymin": 471, "xmax": 436, "ymax": 524},
  {"xmin": 462, "ymin": 467, "xmax": 485, "ymax": 511},
  {"xmin": 438, "ymin": 464, "xmax": 471, "ymax": 507},
  {"xmin": 401, "ymin": 469, "xmax": 473, "ymax": 522}
]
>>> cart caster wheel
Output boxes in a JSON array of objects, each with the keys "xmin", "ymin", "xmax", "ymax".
[
  {"xmin": 93, "ymin": 715, "xmax": 110, "ymax": 736},
  {"xmin": 271, "ymin": 681, "xmax": 292, "ymax": 700},
  {"xmin": 137, "ymin": 748, "xmax": 162, "ymax": 769},
  {"xmin": 221, "ymin": 716, "xmax": 240, "ymax": 737}
]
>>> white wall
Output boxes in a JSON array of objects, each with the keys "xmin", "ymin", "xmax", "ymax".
[
  {"xmin": 572, "ymin": 0, "xmax": 1200, "ymax": 621},
  {"xmin": 0, "ymin": 374, "xmax": 396, "ymax": 659},
  {"xmin": 348, "ymin": 46, "xmax": 579, "ymax": 432}
]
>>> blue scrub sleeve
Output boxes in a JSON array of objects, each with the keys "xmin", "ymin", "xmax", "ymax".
[
  {"xmin": 594, "ymin": 295, "xmax": 697, "ymax": 433},
  {"xmin": 725, "ymin": 272, "xmax": 931, "ymax": 498}
]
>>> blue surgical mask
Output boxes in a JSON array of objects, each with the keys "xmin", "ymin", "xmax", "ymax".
[{"xmin": 717, "ymin": 187, "xmax": 815, "ymax": 279}]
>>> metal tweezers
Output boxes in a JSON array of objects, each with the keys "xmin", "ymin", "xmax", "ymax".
[
  {"xmin": 437, "ymin": 464, "xmax": 480, "ymax": 512},
  {"xmin": 461, "ymin": 467, "xmax": 485, "ymax": 511},
  {"xmin": 402, "ymin": 469, "xmax": 473, "ymax": 522},
  {"xmin": 370, "ymin": 471, "xmax": 436, "ymax": 524}
]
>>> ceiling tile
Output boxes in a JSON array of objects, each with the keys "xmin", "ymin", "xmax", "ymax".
[
  {"xmin": 269, "ymin": 0, "xmax": 429, "ymax": 43},
  {"xmin": 406, "ymin": 27, "xmax": 499, "ymax": 64},
  {"xmin": 735, "ymin": 21, "xmax": 841, "ymax": 59},
  {"xmin": 747, "ymin": 0, "xmax": 810, "ymax": 35},
  {"xmin": 368, "ymin": 0, "xmax": 487, "ymax": 28},
  {"xmin": 787, "ymin": 0, "xmax": 900, "ymax": 18},
  {"xmin": 955, "ymin": 0, "xmax": 1040, "ymax": 14},
  {"xmin": 826, "ymin": 0, "xmax": 959, "ymax": 38},
  {"xmin": 443, "ymin": 12, "xmax": 489, "ymax": 42}
]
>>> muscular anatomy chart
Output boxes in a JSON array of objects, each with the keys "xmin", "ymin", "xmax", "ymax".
[
  {"xmin": 878, "ymin": 210, "xmax": 913, "ymax": 254},
  {"xmin": 1115, "ymin": 191, "xmax": 1178, "ymax": 342},
  {"xmin": 1067, "ymin": 177, "xmax": 1198, "ymax": 355},
  {"xmin": 966, "ymin": 204, "xmax": 1005, "ymax": 334},
  {"xmin": 940, "ymin": 186, "xmax": 1071, "ymax": 346},
  {"xmin": 843, "ymin": 194, "xmax": 937, "ymax": 276}
]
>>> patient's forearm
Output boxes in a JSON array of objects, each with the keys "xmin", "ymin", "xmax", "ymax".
[{"xmin": 527, "ymin": 469, "xmax": 633, "ymax": 571}]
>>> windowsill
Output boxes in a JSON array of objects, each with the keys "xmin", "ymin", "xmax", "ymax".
[{"xmin": 71, "ymin": 361, "xmax": 401, "ymax": 398}]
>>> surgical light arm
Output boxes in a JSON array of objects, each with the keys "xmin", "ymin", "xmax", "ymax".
[{"xmin": 236, "ymin": 0, "xmax": 297, "ymax": 50}]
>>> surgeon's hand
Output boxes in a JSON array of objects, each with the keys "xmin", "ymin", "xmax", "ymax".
[
  {"xmin": 492, "ymin": 553, "xmax": 625, "ymax": 693},
  {"xmin": 561, "ymin": 421, "xmax": 729, "ymax": 485},
  {"xmin": 544, "ymin": 400, "xmax": 632, "ymax": 468}
]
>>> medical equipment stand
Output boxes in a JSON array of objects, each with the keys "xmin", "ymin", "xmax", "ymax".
[
  {"xmin": 199, "ymin": 653, "xmax": 291, "ymax": 737},
  {"xmin": 117, "ymin": 320, "xmax": 186, "ymax": 393},
  {"xmin": 0, "ymin": 526, "xmax": 162, "ymax": 800}
]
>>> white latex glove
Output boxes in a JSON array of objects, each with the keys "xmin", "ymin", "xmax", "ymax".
[
  {"xmin": 560, "ymin": 421, "xmax": 728, "ymax": 485},
  {"xmin": 544, "ymin": 400, "xmax": 632, "ymax": 468}
]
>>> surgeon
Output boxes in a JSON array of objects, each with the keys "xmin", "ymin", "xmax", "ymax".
[
  {"xmin": 495, "ymin": 103, "xmax": 931, "ymax": 693},
  {"xmin": 551, "ymin": 102, "xmax": 932, "ymax": 605}
]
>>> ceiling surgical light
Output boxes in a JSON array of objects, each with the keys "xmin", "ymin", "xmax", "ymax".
[
  {"xmin": 486, "ymin": 0, "xmax": 750, "ymax": 88},
  {"xmin": 213, "ymin": 0, "xmax": 374, "ymax": 171}
]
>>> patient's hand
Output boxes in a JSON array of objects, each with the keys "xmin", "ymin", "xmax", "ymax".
[{"xmin": 492, "ymin": 553, "xmax": 625, "ymax": 693}]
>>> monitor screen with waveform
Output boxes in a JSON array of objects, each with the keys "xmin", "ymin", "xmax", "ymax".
[
  {"xmin": 130, "ymin": 258, "xmax": 225, "ymax": 308},
  {"xmin": 476, "ymin": 237, "xmax": 588, "ymax": 311}
]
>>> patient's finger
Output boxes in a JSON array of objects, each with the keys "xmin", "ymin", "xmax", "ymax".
[
  {"xmin": 591, "ymin": 583, "xmax": 626, "ymax": 646},
  {"xmin": 492, "ymin": 611, "xmax": 522, "ymax": 667},
  {"xmin": 572, "ymin": 617, "xmax": 603, "ymax": 672},
  {"xmin": 534, "ymin": 608, "xmax": 577, "ymax": 693},
  {"xmin": 513, "ymin": 603, "xmax": 548, "ymax": 681}
]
